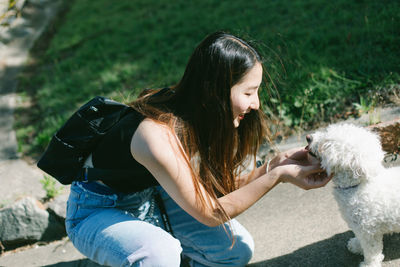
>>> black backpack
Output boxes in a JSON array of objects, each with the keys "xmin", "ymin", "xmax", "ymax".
[
  {"xmin": 37, "ymin": 96, "xmax": 135, "ymax": 185},
  {"xmin": 37, "ymin": 95, "xmax": 176, "ymax": 236}
]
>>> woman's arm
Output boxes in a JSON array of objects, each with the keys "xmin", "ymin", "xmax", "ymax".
[
  {"xmin": 131, "ymin": 119, "xmax": 330, "ymax": 227},
  {"xmin": 218, "ymin": 160, "xmax": 331, "ymax": 219},
  {"xmin": 226, "ymin": 148, "xmax": 331, "ymax": 217},
  {"xmin": 236, "ymin": 147, "xmax": 327, "ymax": 187},
  {"xmin": 235, "ymin": 160, "xmax": 268, "ymax": 188}
]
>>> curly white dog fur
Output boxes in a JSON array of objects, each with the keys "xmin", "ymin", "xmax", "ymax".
[{"xmin": 306, "ymin": 123, "xmax": 400, "ymax": 267}]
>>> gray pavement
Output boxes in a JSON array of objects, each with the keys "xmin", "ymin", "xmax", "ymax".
[
  {"xmin": 0, "ymin": 0, "xmax": 62, "ymax": 161},
  {"xmin": 0, "ymin": 0, "xmax": 63, "ymax": 206},
  {"xmin": 0, "ymin": 1, "xmax": 399, "ymax": 266},
  {"xmin": 0, "ymin": 144, "xmax": 399, "ymax": 267}
]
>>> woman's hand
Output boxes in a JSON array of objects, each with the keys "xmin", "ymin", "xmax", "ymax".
[
  {"xmin": 272, "ymin": 164, "xmax": 332, "ymax": 190},
  {"xmin": 268, "ymin": 147, "xmax": 314, "ymax": 170},
  {"xmin": 268, "ymin": 147, "xmax": 332, "ymax": 190}
]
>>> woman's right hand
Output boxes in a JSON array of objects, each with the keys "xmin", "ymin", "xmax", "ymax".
[
  {"xmin": 271, "ymin": 164, "xmax": 332, "ymax": 190},
  {"xmin": 267, "ymin": 147, "xmax": 332, "ymax": 190}
]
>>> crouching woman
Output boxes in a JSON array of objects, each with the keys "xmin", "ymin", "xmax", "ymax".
[{"xmin": 65, "ymin": 31, "xmax": 331, "ymax": 267}]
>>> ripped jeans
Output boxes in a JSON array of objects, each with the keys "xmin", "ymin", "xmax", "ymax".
[{"xmin": 65, "ymin": 181, "xmax": 254, "ymax": 267}]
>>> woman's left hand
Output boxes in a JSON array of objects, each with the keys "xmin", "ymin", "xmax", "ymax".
[{"xmin": 268, "ymin": 147, "xmax": 318, "ymax": 171}]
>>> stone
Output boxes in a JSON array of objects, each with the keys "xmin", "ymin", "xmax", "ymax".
[
  {"xmin": 46, "ymin": 190, "xmax": 69, "ymax": 220},
  {"xmin": 0, "ymin": 197, "xmax": 48, "ymax": 249},
  {"xmin": 0, "ymin": 196, "xmax": 66, "ymax": 250},
  {"xmin": 368, "ymin": 118, "xmax": 400, "ymax": 154}
]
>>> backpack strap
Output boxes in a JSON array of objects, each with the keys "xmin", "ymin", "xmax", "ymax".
[{"xmin": 154, "ymin": 191, "xmax": 174, "ymax": 236}]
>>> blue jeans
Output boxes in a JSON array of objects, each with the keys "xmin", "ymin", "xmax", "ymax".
[{"xmin": 66, "ymin": 181, "xmax": 254, "ymax": 267}]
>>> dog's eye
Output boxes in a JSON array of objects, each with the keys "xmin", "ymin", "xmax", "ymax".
[{"xmin": 309, "ymin": 151, "xmax": 317, "ymax": 158}]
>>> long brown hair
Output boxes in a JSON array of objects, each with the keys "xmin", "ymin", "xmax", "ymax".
[{"xmin": 131, "ymin": 31, "xmax": 269, "ymax": 224}]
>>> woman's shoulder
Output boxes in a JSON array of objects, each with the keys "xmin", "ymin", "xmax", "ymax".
[
  {"xmin": 130, "ymin": 119, "xmax": 178, "ymax": 163},
  {"xmin": 134, "ymin": 118, "xmax": 174, "ymax": 142}
]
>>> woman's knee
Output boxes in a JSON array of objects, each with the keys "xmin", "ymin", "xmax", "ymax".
[
  {"xmin": 190, "ymin": 238, "xmax": 254, "ymax": 267},
  {"xmin": 211, "ymin": 223, "xmax": 254, "ymax": 266},
  {"xmin": 189, "ymin": 229, "xmax": 254, "ymax": 266},
  {"xmin": 230, "ymin": 234, "xmax": 254, "ymax": 266},
  {"xmin": 224, "ymin": 220, "xmax": 254, "ymax": 266},
  {"xmin": 69, "ymin": 211, "xmax": 182, "ymax": 267},
  {"xmin": 126, "ymin": 234, "xmax": 182, "ymax": 266}
]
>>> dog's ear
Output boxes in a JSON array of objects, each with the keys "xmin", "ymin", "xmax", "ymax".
[
  {"xmin": 319, "ymin": 141, "xmax": 366, "ymax": 180},
  {"xmin": 319, "ymin": 139, "xmax": 383, "ymax": 180}
]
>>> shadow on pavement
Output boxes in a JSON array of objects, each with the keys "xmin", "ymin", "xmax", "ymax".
[
  {"xmin": 43, "ymin": 259, "xmax": 103, "ymax": 267},
  {"xmin": 30, "ymin": 232, "xmax": 400, "ymax": 267},
  {"xmin": 248, "ymin": 232, "xmax": 400, "ymax": 267}
]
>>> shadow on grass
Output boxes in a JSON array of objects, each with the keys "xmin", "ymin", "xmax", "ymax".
[{"xmin": 248, "ymin": 231, "xmax": 400, "ymax": 267}]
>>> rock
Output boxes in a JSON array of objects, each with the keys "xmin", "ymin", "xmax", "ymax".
[
  {"xmin": 41, "ymin": 210, "xmax": 66, "ymax": 243},
  {"xmin": 0, "ymin": 196, "xmax": 65, "ymax": 250},
  {"xmin": 368, "ymin": 118, "xmax": 400, "ymax": 154},
  {"xmin": 47, "ymin": 190, "xmax": 69, "ymax": 220},
  {"xmin": 0, "ymin": 197, "xmax": 48, "ymax": 249}
]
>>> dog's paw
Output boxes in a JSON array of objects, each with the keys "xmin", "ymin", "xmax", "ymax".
[
  {"xmin": 359, "ymin": 262, "xmax": 381, "ymax": 267},
  {"xmin": 359, "ymin": 260, "xmax": 383, "ymax": 267},
  {"xmin": 359, "ymin": 253, "xmax": 384, "ymax": 267},
  {"xmin": 347, "ymin": 237, "xmax": 363, "ymax": 255}
]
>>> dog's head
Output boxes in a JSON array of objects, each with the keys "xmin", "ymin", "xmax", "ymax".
[{"xmin": 306, "ymin": 123, "xmax": 384, "ymax": 186}]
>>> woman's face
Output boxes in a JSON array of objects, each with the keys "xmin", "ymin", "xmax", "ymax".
[{"xmin": 230, "ymin": 62, "xmax": 262, "ymax": 128}]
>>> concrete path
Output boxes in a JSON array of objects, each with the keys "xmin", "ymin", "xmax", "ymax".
[
  {"xmin": 0, "ymin": 1, "xmax": 399, "ymax": 266},
  {"xmin": 0, "ymin": 0, "xmax": 62, "ymax": 160},
  {"xmin": 0, "ymin": 136, "xmax": 399, "ymax": 267},
  {"xmin": 0, "ymin": 0, "xmax": 63, "ymax": 204}
]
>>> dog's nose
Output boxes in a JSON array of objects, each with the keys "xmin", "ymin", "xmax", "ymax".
[{"xmin": 306, "ymin": 135, "xmax": 312, "ymax": 144}]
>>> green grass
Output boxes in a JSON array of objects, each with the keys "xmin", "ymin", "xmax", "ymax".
[
  {"xmin": 16, "ymin": 0, "xmax": 400, "ymax": 158},
  {"xmin": 40, "ymin": 175, "xmax": 64, "ymax": 201}
]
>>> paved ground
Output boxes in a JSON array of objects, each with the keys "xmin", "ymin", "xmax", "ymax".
[
  {"xmin": 0, "ymin": 136, "xmax": 399, "ymax": 267},
  {"xmin": 0, "ymin": 0, "xmax": 62, "ymax": 204},
  {"xmin": 0, "ymin": 1, "xmax": 399, "ymax": 266}
]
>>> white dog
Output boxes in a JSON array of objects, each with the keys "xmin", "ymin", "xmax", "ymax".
[{"xmin": 306, "ymin": 123, "xmax": 400, "ymax": 267}]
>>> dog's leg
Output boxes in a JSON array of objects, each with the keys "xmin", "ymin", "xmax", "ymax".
[
  {"xmin": 347, "ymin": 236, "xmax": 363, "ymax": 255},
  {"xmin": 354, "ymin": 232, "xmax": 384, "ymax": 267}
]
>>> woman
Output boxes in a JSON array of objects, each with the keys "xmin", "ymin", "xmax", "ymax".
[{"xmin": 65, "ymin": 31, "xmax": 331, "ymax": 267}]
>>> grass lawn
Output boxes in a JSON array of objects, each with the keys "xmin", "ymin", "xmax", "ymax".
[{"xmin": 15, "ymin": 0, "xmax": 400, "ymax": 158}]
